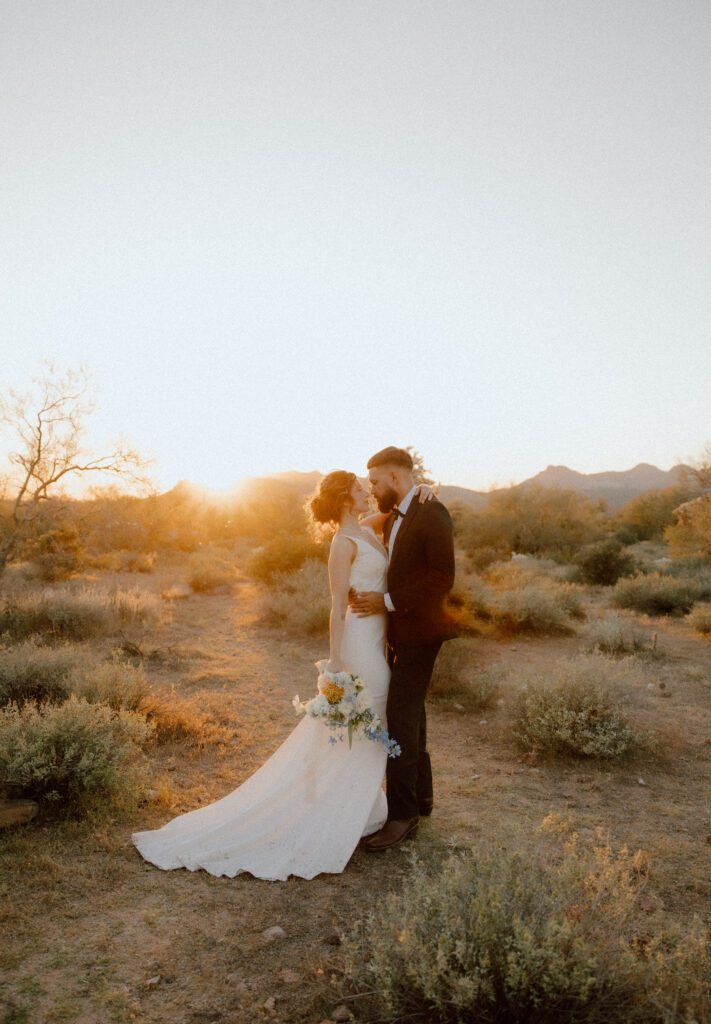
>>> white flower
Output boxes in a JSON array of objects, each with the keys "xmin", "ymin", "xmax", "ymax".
[
  {"xmin": 308, "ymin": 694, "xmax": 330, "ymax": 716},
  {"xmin": 355, "ymin": 692, "xmax": 371, "ymax": 713}
]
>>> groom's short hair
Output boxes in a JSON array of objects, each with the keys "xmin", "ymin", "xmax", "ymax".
[{"xmin": 367, "ymin": 446, "xmax": 413, "ymax": 471}]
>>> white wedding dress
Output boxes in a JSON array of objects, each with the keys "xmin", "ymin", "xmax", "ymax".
[{"xmin": 132, "ymin": 530, "xmax": 390, "ymax": 881}]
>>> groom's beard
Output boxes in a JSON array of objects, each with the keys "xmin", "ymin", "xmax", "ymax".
[{"xmin": 375, "ymin": 486, "xmax": 399, "ymax": 513}]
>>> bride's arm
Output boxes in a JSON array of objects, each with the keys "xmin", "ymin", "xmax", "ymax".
[{"xmin": 323, "ymin": 534, "xmax": 356, "ymax": 673}]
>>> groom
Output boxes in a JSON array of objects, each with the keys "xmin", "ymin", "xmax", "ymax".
[{"xmin": 351, "ymin": 446, "xmax": 455, "ymax": 851}]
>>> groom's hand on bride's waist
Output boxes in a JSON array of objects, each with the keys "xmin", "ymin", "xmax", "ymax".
[{"xmin": 349, "ymin": 590, "xmax": 387, "ymax": 616}]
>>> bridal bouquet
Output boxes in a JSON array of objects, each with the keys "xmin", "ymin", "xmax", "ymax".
[{"xmin": 293, "ymin": 664, "xmax": 400, "ymax": 758}]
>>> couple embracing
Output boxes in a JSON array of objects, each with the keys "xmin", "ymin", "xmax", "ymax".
[{"xmin": 133, "ymin": 447, "xmax": 455, "ymax": 880}]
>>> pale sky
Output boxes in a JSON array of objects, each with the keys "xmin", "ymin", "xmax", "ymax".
[{"xmin": 1, "ymin": 0, "xmax": 709, "ymax": 492}]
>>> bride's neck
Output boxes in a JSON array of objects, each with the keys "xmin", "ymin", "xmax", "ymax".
[{"xmin": 338, "ymin": 510, "xmax": 360, "ymax": 532}]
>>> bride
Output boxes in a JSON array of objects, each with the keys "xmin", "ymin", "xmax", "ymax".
[{"xmin": 132, "ymin": 470, "xmax": 429, "ymax": 881}]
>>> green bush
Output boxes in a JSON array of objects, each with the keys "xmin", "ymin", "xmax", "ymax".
[
  {"xmin": 575, "ymin": 539, "xmax": 635, "ymax": 586},
  {"xmin": 612, "ymin": 573, "xmax": 705, "ymax": 616},
  {"xmin": 585, "ymin": 613, "xmax": 629, "ymax": 655},
  {"xmin": 429, "ymin": 639, "xmax": 501, "ymax": 709},
  {"xmin": 663, "ymin": 558, "xmax": 711, "ymax": 597},
  {"xmin": 486, "ymin": 556, "xmax": 576, "ymax": 586},
  {"xmin": 258, "ymin": 558, "xmax": 330, "ymax": 635},
  {"xmin": 0, "ymin": 640, "xmax": 82, "ymax": 708},
  {"xmin": 0, "ymin": 585, "xmax": 160, "ymax": 640},
  {"xmin": 513, "ymin": 654, "xmax": 642, "ymax": 758},
  {"xmin": 664, "ymin": 493, "xmax": 711, "ymax": 561},
  {"xmin": 186, "ymin": 549, "xmax": 236, "ymax": 592},
  {"xmin": 246, "ymin": 531, "xmax": 326, "ymax": 583},
  {"xmin": 344, "ymin": 830, "xmax": 710, "ymax": 1024},
  {"xmin": 454, "ymin": 483, "xmax": 604, "ymax": 560},
  {"xmin": 449, "ymin": 575, "xmax": 496, "ymax": 630},
  {"xmin": 0, "ymin": 697, "xmax": 153, "ymax": 806},
  {"xmin": 24, "ymin": 526, "xmax": 87, "ymax": 582},
  {"xmin": 71, "ymin": 659, "xmax": 150, "ymax": 712},
  {"xmin": 0, "ymin": 643, "xmax": 150, "ymax": 714},
  {"xmin": 687, "ymin": 605, "xmax": 711, "ymax": 637},
  {"xmin": 553, "ymin": 582, "xmax": 586, "ymax": 621},
  {"xmin": 492, "ymin": 584, "xmax": 576, "ymax": 635}
]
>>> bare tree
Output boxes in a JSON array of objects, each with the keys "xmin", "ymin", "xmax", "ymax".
[{"xmin": 0, "ymin": 365, "xmax": 148, "ymax": 577}]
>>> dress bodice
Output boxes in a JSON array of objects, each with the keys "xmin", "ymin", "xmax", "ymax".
[{"xmin": 340, "ymin": 529, "xmax": 388, "ymax": 593}]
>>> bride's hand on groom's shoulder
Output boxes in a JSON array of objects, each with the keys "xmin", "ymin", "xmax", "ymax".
[{"xmin": 416, "ymin": 484, "xmax": 436, "ymax": 503}]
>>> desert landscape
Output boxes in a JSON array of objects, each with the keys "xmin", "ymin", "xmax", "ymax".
[
  {"xmin": 2, "ymin": 452, "xmax": 711, "ymax": 1024},
  {"xmin": 5, "ymin": 1, "xmax": 711, "ymax": 1019}
]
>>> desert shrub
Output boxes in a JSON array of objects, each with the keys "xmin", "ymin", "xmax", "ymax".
[
  {"xmin": 664, "ymin": 493, "xmax": 711, "ymax": 561},
  {"xmin": 612, "ymin": 573, "xmax": 705, "ymax": 616},
  {"xmin": 662, "ymin": 558, "xmax": 711, "ymax": 597},
  {"xmin": 553, "ymin": 582, "xmax": 586, "ymax": 620},
  {"xmin": 513, "ymin": 654, "xmax": 642, "ymax": 758},
  {"xmin": 575, "ymin": 539, "xmax": 636, "ymax": 586},
  {"xmin": 486, "ymin": 555, "xmax": 576, "ymax": 586},
  {"xmin": 186, "ymin": 548, "xmax": 236, "ymax": 592},
  {"xmin": 138, "ymin": 689, "xmax": 235, "ymax": 747},
  {"xmin": 0, "ymin": 640, "xmax": 84, "ymax": 708},
  {"xmin": 344, "ymin": 828, "xmax": 710, "ymax": 1024},
  {"xmin": 465, "ymin": 544, "xmax": 508, "ymax": 571},
  {"xmin": 0, "ymin": 586, "xmax": 113, "ymax": 639},
  {"xmin": 455, "ymin": 484, "xmax": 604, "ymax": 561},
  {"xmin": 625, "ymin": 540, "xmax": 671, "ymax": 573},
  {"xmin": 113, "ymin": 550, "xmax": 157, "ymax": 573},
  {"xmin": 445, "ymin": 575, "xmax": 496, "ymax": 633},
  {"xmin": 71, "ymin": 658, "xmax": 150, "ymax": 712},
  {"xmin": 23, "ymin": 526, "xmax": 87, "ymax": 582},
  {"xmin": 0, "ymin": 696, "xmax": 153, "ymax": 806},
  {"xmin": 0, "ymin": 585, "xmax": 161, "ymax": 640},
  {"xmin": 429, "ymin": 637, "xmax": 477, "ymax": 695},
  {"xmin": 88, "ymin": 548, "xmax": 156, "ymax": 573},
  {"xmin": 429, "ymin": 639, "xmax": 501, "ymax": 709},
  {"xmin": 110, "ymin": 587, "xmax": 162, "ymax": 625},
  {"xmin": 586, "ymin": 612, "xmax": 629, "ymax": 655},
  {"xmin": 615, "ymin": 484, "xmax": 694, "ymax": 543},
  {"xmin": 246, "ymin": 530, "xmax": 326, "ymax": 583},
  {"xmin": 492, "ymin": 584, "xmax": 575, "ymax": 635},
  {"xmin": 687, "ymin": 605, "xmax": 711, "ymax": 636},
  {"xmin": 258, "ymin": 558, "xmax": 330, "ymax": 635}
]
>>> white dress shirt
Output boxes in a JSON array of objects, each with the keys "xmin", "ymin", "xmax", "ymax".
[{"xmin": 384, "ymin": 485, "xmax": 417, "ymax": 612}]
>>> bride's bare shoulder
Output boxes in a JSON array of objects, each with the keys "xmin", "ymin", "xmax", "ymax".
[{"xmin": 331, "ymin": 531, "xmax": 358, "ymax": 553}]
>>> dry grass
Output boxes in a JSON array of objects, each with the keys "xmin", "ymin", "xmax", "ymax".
[{"xmin": 2, "ymin": 551, "xmax": 711, "ymax": 1023}]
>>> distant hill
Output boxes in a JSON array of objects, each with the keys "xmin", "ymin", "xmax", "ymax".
[
  {"xmin": 440, "ymin": 463, "xmax": 691, "ymax": 510},
  {"xmin": 234, "ymin": 463, "xmax": 691, "ymax": 512},
  {"xmin": 261, "ymin": 470, "xmax": 322, "ymax": 491}
]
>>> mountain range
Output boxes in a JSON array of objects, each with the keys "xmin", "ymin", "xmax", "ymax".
[{"xmin": 261, "ymin": 463, "xmax": 691, "ymax": 511}]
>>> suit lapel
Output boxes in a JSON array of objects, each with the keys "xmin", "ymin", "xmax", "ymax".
[
  {"xmin": 383, "ymin": 511, "xmax": 396, "ymax": 550},
  {"xmin": 389, "ymin": 501, "xmax": 418, "ymax": 567}
]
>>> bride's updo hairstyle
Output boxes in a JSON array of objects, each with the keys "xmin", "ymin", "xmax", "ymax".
[{"xmin": 307, "ymin": 470, "xmax": 357, "ymax": 535}]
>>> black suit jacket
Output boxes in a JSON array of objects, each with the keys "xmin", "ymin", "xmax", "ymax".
[{"xmin": 384, "ymin": 498, "xmax": 455, "ymax": 645}]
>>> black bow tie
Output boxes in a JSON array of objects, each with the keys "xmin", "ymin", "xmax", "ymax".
[{"xmin": 392, "ymin": 507, "xmax": 405, "ymax": 518}]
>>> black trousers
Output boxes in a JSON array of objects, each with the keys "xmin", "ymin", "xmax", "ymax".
[{"xmin": 385, "ymin": 640, "xmax": 442, "ymax": 821}]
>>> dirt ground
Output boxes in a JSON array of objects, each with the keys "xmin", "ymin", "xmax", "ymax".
[{"xmin": 2, "ymin": 565, "xmax": 711, "ymax": 1024}]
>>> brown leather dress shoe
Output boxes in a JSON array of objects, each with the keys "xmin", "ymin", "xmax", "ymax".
[{"xmin": 364, "ymin": 817, "xmax": 419, "ymax": 852}]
